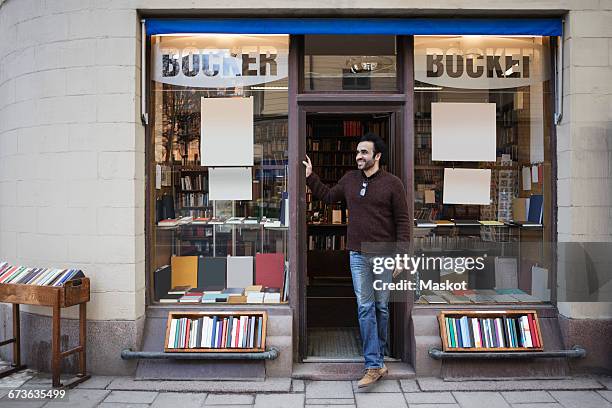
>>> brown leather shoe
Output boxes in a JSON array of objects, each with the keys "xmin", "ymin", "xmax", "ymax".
[
  {"xmin": 379, "ymin": 364, "xmax": 388, "ymax": 378},
  {"xmin": 358, "ymin": 368, "xmax": 383, "ymax": 388}
]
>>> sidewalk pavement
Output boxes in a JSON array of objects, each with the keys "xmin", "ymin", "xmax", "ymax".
[{"xmin": 0, "ymin": 367, "xmax": 610, "ymax": 408}]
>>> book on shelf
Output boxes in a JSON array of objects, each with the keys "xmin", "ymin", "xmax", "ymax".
[
  {"xmin": 154, "ymin": 265, "xmax": 171, "ymax": 301},
  {"xmin": 226, "ymin": 217, "xmax": 245, "ymax": 224},
  {"xmin": 159, "ymin": 294, "xmax": 182, "ymax": 303},
  {"xmin": 158, "ymin": 218, "xmax": 180, "ymax": 227},
  {"xmin": 168, "ymin": 285, "xmax": 191, "ymax": 295},
  {"xmin": 226, "ymin": 256, "xmax": 254, "ymax": 289},
  {"xmin": 415, "ymin": 219, "xmax": 437, "ymax": 228}
]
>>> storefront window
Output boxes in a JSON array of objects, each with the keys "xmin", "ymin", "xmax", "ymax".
[
  {"xmin": 412, "ymin": 36, "xmax": 554, "ymax": 305},
  {"xmin": 303, "ymin": 35, "xmax": 397, "ymax": 92},
  {"xmin": 149, "ymin": 34, "xmax": 289, "ymax": 305}
]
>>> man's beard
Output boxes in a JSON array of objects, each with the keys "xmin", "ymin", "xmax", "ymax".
[{"xmin": 357, "ymin": 158, "xmax": 376, "ymax": 170}]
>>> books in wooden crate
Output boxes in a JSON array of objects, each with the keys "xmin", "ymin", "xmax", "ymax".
[
  {"xmin": 164, "ymin": 311, "xmax": 267, "ymax": 352},
  {"xmin": 437, "ymin": 310, "xmax": 543, "ymax": 352}
]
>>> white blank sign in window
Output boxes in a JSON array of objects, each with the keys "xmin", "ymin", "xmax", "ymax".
[
  {"xmin": 209, "ymin": 167, "xmax": 252, "ymax": 201},
  {"xmin": 201, "ymin": 97, "xmax": 254, "ymax": 166},
  {"xmin": 432, "ymin": 102, "xmax": 496, "ymax": 162},
  {"xmin": 443, "ymin": 168, "xmax": 491, "ymax": 205}
]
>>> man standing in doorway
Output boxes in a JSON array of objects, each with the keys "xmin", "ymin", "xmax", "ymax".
[{"xmin": 303, "ymin": 133, "xmax": 411, "ymax": 387}]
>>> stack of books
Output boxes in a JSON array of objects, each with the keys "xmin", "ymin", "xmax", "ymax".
[
  {"xmin": 167, "ymin": 315, "xmax": 264, "ymax": 349},
  {"xmin": 0, "ymin": 262, "xmax": 85, "ymax": 287},
  {"xmin": 443, "ymin": 313, "xmax": 541, "ymax": 349}
]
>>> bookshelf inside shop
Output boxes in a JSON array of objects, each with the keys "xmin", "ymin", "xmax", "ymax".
[
  {"xmin": 437, "ymin": 310, "xmax": 544, "ymax": 352},
  {"xmin": 413, "ymin": 85, "xmax": 551, "ymax": 306},
  {"xmin": 152, "ymin": 117, "xmax": 289, "ymax": 306},
  {"xmin": 306, "ymin": 114, "xmax": 390, "ymax": 328}
]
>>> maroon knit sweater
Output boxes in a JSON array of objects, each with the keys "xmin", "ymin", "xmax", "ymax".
[{"xmin": 306, "ymin": 169, "xmax": 411, "ymax": 252}]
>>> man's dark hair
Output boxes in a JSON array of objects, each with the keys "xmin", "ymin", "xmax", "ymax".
[{"xmin": 359, "ymin": 132, "xmax": 387, "ymax": 164}]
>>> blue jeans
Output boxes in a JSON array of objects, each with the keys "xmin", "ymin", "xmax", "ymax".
[{"xmin": 349, "ymin": 251, "xmax": 392, "ymax": 369}]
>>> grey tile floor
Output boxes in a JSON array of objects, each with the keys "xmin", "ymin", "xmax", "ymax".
[{"xmin": 0, "ymin": 370, "xmax": 610, "ymax": 408}]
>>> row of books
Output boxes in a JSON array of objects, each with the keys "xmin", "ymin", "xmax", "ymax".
[
  {"xmin": 307, "ymin": 139, "xmax": 358, "ymax": 152},
  {"xmin": 420, "ymin": 289, "xmax": 542, "ymax": 304},
  {"xmin": 443, "ymin": 313, "xmax": 541, "ymax": 349},
  {"xmin": 155, "ymin": 254, "xmax": 289, "ymax": 303},
  {"xmin": 167, "ymin": 315, "xmax": 264, "ymax": 349},
  {"xmin": 307, "ymin": 234, "xmax": 347, "ymax": 251},
  {"xmin": 0, "ymin": 262, "xmax": 84, "ymax": 287},
  {"xmin": 309, "ymin": 152, "xmax": 358, "ymax": 166},
  {"xmin": 158, "ymin": 216, "xmax": 282, "ymax": 228},
  {"xmin": 162, "ymin": 285, "xmax": 281, "ymax": 304},
  {"xmin": 179, "ymin": 174, "xmax": 207, "ymax": 191},
  {"xmin": 178, "ymin": 192, "xmax": 209, "ymax": 208}
]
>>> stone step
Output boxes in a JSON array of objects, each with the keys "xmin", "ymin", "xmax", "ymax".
[{"xmin": 292, "ymin": 362, "xmax": 416, "ymax": 380}]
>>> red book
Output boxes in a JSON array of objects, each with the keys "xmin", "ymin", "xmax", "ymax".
[
  {"xmin": 185, "ymin": 319, "xmax": 191, "ymax": 348},
  {"xmin": 527, "ymin": 314, "xmax": 539, "ymax": 348},
  {"xmin": 255, "ymin": 253, "xmax": 285, "ymax": 289},
  {"xmin": 221, "ymin": 318, "xmax": 227, "ymax": 349}
]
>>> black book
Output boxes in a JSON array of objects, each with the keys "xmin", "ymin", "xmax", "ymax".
[
  {"xmin": 154, "ymin": 265, "xmax": 171, "ymax": 301},
  {"xmin": 196, "ymin": 317, "xmax": 203, "ymax": 348},
  {"xmin": 490, "ymin": 318, "xmax": 498, "ymax": 347},
  {"xmin": 226, "ymin": 317, "xmax": 233, "ymax": 348},
  {"xmin": 222, "ymin": 288, "xmax": 245, "ymax": 295},
  {"xmin": 201, "ymin": 257, "xmax": 227, "ymax": 291},
  {"xmin": 263, "ymin": 287, "xmax": 280, "ymax": 293}
]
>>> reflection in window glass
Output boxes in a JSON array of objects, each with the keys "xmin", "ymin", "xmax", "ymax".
[
  {"xmin": 303, "ymin": 35, "xmax": 397, "ymax": 91},
  {"xmin": 412, "ymin": 36, "xmax": 554, "ymax": 305},
  {"xmin": 149, "ymin": 34, "xmax": 289, "ymax": 305}
]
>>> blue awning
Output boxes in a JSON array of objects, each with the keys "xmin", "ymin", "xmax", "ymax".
[{"xmin": 145, "ymin": 18, "xmax": 562, "ymax": 36}]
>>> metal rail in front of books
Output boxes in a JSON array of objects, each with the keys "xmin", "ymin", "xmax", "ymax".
[{"xmin": 428, "ymin": 345, "xmax": 586, "ymax": 360}]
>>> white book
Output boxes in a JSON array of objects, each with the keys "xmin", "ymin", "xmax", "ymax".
[
  {"xmin": 168, "ymin": 319, "xmax": 177, "ymax": 348},
  {"xmin": 231, "ymin": 317, "xmax": 238, "ymax": 348},
  {"xmin": 471, "ymin": 318, "xmax": 481, "ymax": 348},
  {"xmin": 201, "ymin": 317, "xmax": 209, "ymax": 348},
  {"xmin": 238, "ymin": 316, "xmax": 245, "ymax": 348},
  {"xmin": 521, "ymin": 316, "xmax": 533, "ymax": 347},
  {"xmin": 30, "ymin": 268, "xmax": 51, "ymax": 285},
  {"xmin": 192, "ymin": 319, "xmax": 199, "ymax": 348},
  {"xmin": 249, "ymin": 316, "xmax": 255, "ymax": 348}
]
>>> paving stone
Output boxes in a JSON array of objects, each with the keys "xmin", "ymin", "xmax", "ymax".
[
  {"xmin": 549, "ymin": 390, "xmax": 612, "ymax": 408},
  {"xmin": 0, "ymin": 400, "xmax": 47, "ymax": 408},
  {"xmin": 151, "ymin": 392, "xmax": 208, "ymax": 408},
  {"xmin": 355, "ymin": 393, "xmax": 407, "ymax": 408},
  {"xmin": 507, "ymin": 404, "xmax": 563, "ymax": 408},
  {"xmin": 352, "ymin": 379, "xmax": 401, "ymax": 393},
  {"xmin": 599, "ymin": 390, "xmax": 612, "ymax": 403},
  {"xmin": 98, "ymin": 404, "xmax": 150, "ymax": 408},
  {"xmin": 205, "ymin": 393, "xmax": 254, "ymax": 405},
  {"xmin": 254, "ymin": 393, "xmax": 305, "ymax": 408},
  {"xmin": 306, "ymin": 405, "xmax": 355, "ymax": 408},
  {"xmin": 418, "ymin": 377, "xmax": 603, "ymax": 392},
  {"xmin": 76, "ymin": 376, "xmax": 116, "ymax": 389},
  {"xmin": 501, "ymin": 391, "xmax": 555, "ymax": 404},
  {"xmin": 306, "ymin": 398, "xmax": 355, "ymax": 405},
  {"xmin": 293, "ymin": 379, "xmax": 305, "ymax": 392},
  {"xmin": 406, "ymin": 405, "xmax": 459, "ymax": 408},
  {"xmin": 600, "ymin": 378, "xmax": 612, "ymax": 391},
  {"xmin": 452, "ymin": 392, "xmax": 511, "ymax": 408},
  {"xmin": 108, "ymin": 378, "xmax": 290, "ymax": 393},
  {"xmin": 306, "ymin": 381, "xmax": 353, "ymax": 399},
  {"xmin": 104, "ymin": 390, "xmax": 159, "ymax": 404},
  {"xmin": 404, "ymin": 391, "xmax": 455, "ymax": 404},
  {"xmin": 45, "ymin": 389, "xmax": 110, "ymax": 408},
  {"xmin": 399, "ymin": 380, "xmax": 419, "ymax": 392}
]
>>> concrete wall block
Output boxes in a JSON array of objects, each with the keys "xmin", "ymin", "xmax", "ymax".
[
  {"xmin": 67, "ymin": 10, "xmax": 100, "ymax": 39},
  {"xmin": 602, "ymin": 0, "xmax": 612, "ymax": 10},
  {"xmin": 65, "ymin": 67, "xmax": 98, "ymax": 95},
  {"xmin": 96, "ymin": 179, "xmax": 137, "ymax": 207},
  {"xmin": 95, "ymin": 122, "xmax": 138, "ymax": 152},
  {"xmin": 0, "ymin": 129, "xmax": 18, "ymax": 158},
  {"xmin": 37, "ymin": 206, "xmax": 97, "ymax": 235},
  {"xmin": 97, "ymin": 66, "xmax": 137, "ymax": 94},
  {"xmin": 135, "ymin": 232, "xmax": 145, "ymax": 263},
  {"xmin": 68, "ymin": 235, "xmax": 136, "ymax": 264},
  {"xmin": 96, "ymin": 93, "xmax": 137, "ymax": 123},
  {"xmin": 2, "ymin": 0, "xmax": 44, "ymax": 25},
  {"xmin": 88, "ymin": 290, "xmax": 140, "ymax": 320},
  {"xmin": 572, "ymin": 66, "xmax": 612, "ymax": 94},
  {"xmin": 0, "ymin": 79, "xmax": 16, "ymax": 110},
  {"xmin": 98, "ymin": 151, "xmax": 136, "ymax": 180},
  {"xmin": 11, "ymin": 100, "xmax": 37, "ymax": 130},
  {"xmin": 557, "ymin": 178, "xmax": 571, "ymax": 207},
  {"xmin": 571, "ymin": 150, "xmax": 609, "ymax": 179},
  {"xmin": 266, "ymin": 314, "xmax": 292, "ymax": 337},
  {"xmin": 264, "ymin": 335, "xmax": 292, "ymax": 377},
  {"xmin": 0, "ymin": 206, "xmax": 37, "ymax": 233},
  {"xmin": 0, "ymin": 231, "xmax": 17, "ymax": 260},
  {"xmin": 571, "ymin": 122, "xmax": 608, "ymax": 151},
  {"xmin": 135, "ymin": 260, "xmax": 145, "ymax": 292},
  {"xmin": 94, "ymin": 9, "xmax": 138, "ymax": 38},
  {"xmin": 43, "ymin": 0, "xmax": 93, "ymax": 14},
  {"xmin": 37, "ymin": 95, "xmax": 96, "ymax": 125},
  {"xmin": 0, "ymin": 181, "xmax": 17, "ymax": 206},
  {"xmin": 572, "ymin": 94, "xmax": 612, "ymax": 123},
  {"xmin": 569, "ymin": 11, "xmax": 612, "ymax": 38},
  {"xmin": 569, "ymin": 37, "xmax": 610, "ymax": 67},
  {"xmin": 67, "ymin": 180, "xmax": 101, "ymax": 207},
  {"xmin": 571, "ymin": 178, "xmax": 611, "ymax": 206},
  {"xmin": 87, "ymin": 262, "xmax": 138, "ymax": 292},
  {"xmin": 15, "ymin": 73, "xmax": 41, "ymax": 103},
  {"xmin": 557, "ymin": 150, "xmax": 572, "ymax": 180},
  {"xmin": 557, "ymin": 206, "xmax": 572, "ymax": 234},
  {"xmin": 97, "ymin": 206, "xmax": 136, "ymax": 235},
  {"xmin": 556, "ymin": 123, "xmax": 571, "ymax": 152},
  {"xmin": 46, "ymin": 151, "xmax": 98, "ymax": 181},
  {"xmin": 95, "ymin": 37, "xmax": 138, "ymax": 67},
  {"xmin": 17, "ymin": 232, "xmax": 69, "ymax": 262},
  {"xmin": 16, "ymin": 13, "xmax": 70, "ymax": 46}
]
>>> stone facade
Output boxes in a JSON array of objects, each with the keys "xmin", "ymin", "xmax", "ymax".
[{"xmin": 0, "ymin": 0, "xmax": 610, "ymax": 375}]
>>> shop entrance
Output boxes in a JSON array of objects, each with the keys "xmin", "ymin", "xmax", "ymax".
[{"xmin": 299, "ymin": 109, "xmax": 408, "ymax": 362}]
